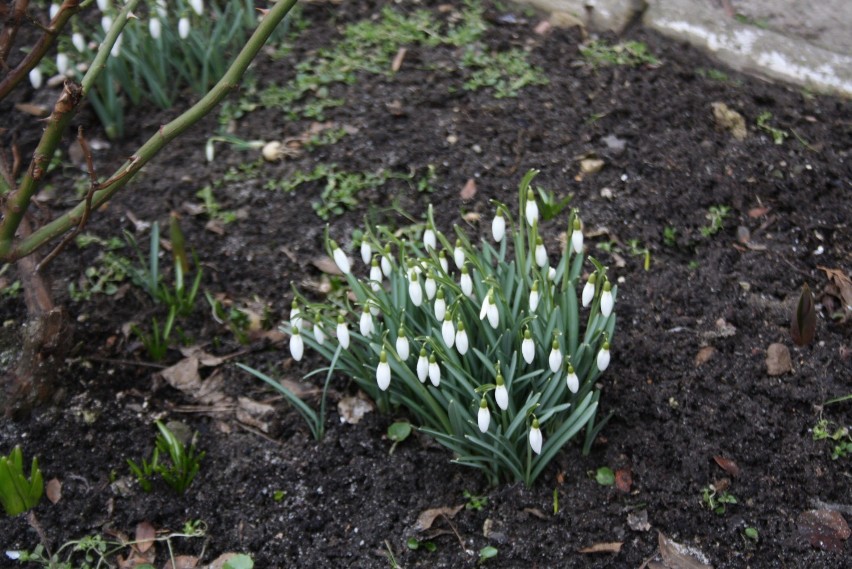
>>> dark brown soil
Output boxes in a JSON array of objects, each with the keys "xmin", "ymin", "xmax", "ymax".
[{"xmin": 2, "ymin": 1, "xmax": 851, "ymax": 567}]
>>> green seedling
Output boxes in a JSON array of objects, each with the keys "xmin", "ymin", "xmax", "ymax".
[
  {"xmin": 580, "ymin": 40, "xmax": 659, "ymax": 67},
  {"xmin": 812, "ymin": 418, "xmax": 852, "ymax": 460},
  {"xmin": 535, "ymin": 187, "xmax": 573, "ymax": 221},
  {"xmin": 478, "ymin": 546, "xmax": 498, "ymax": 565},
  {"xmin": 702, "ymin": 484, "xmax": 737, "ymax": 515},
  {"xmin": 626, "ymin": 239, "xmax": 651, "ymax": 271},
  {"xmin": 206, "ymin": 293, "xmax": 253, "ymax": 345},
  {"xmin": 0, "ymin": 446, "xmax": 43, "ymax": 516},
  {"xmin": 790, "ymin": 283, "xmax": 817, "ymax": 346},
  {"xmin": 463, "ymin": 490, "xmax": 488, "ymax": 511},
  {"xmin": 663, "ymin": 226, "xmax": 677, "ymax": 248},
  {"xmin": 594, "ymin": 466, "xmax": 615, "ymax": 486},
  {"xmin": 756, "ymin": 112, "xmax": 788, "ymax": 144},
  {"xmin": 460, "ymin": 47, "xmax": 549, "ymax": 98},
  {"xmin": 700, "ymin": 205, "xmax": 730, "ymax": 237},
  {"xmin": 743, "ymin": 526, "xmax": 759, "ymax": 542},
  {"xmin": 407, "ymin": 537, "xmax": 437, "ymax": 552},
  {"xmin": 131, "ymin": 306, "xmax": 177, "ymax": 362},
  {"xmin": 553, "ymin": 487, "xmax": 559, "ymax": 514},
  {"xmin": 195, "ymin": 185, "xmax": 239, "ymax": 224},
  {"xmin": 128, "ymin": 421, "xmax": 205, "ymax": 494},
  {"xmin": 223, "ymin": 554, "xmax": 255, "ymax": 569},
  {"xmin": 387, "ymin": 421, "xmax": 412, "ymax": 455},
  {"xmin": 273, "ymin": 490, "xmax": 286, "ymax": 502}
]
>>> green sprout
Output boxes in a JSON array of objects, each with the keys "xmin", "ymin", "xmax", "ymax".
[
  {"xmin": 702, "ymin": 484, "xmax": 737, "ymax": 515},
  {"xmin": 700, "ymin": 205, "xmax": 731, "ymax": 237},
  {"xmin": 813, "ymin": 418, "xmax": 852, "ymax": 460},
  {"xmin": 387, "ymin": 421, "xmax": 412, "ymax": 455},
  {"xmin": 756, "ymin": 112, "xmax": 788, "ymax": 144},
  {"xmin": 594, "ymin": 466, "xmax": 615, "ymax": 486},
  {"xmin": 0, "ymin": 446, "xmax": 43, "ymax": 516},
  {"xmin": 463, "ymin": 490, "xmax": 488, "ymax": 511},
  {"xmin": 127, "ymin": 421, "xmax": 205, "ymax": 494},
  {"xmin": 478, "ymin": 546, "xmax": 498, "ymax": 565}
]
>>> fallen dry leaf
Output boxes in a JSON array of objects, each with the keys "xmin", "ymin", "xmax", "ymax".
[
  {"xmin": 713, "ymin": 456, "xmax": 741, "ymax": 477},
  {"xmin": 658, "ymin": 532, "xmax": 714, "ymax": 569},
  {"xmin": 135, "ymin": 521, "xmax": 156, "ymax": 553},
  {"xmin": 462, "ymin": 212, "xmax": 481, "ymax": 223},
  {"xmin": 578, "ymin": 542, "xmax": 622, "ymax": 553},
  {"xmin": 694, "ymin": 346, "xmax": 716, "ymax": 367},
  {"xmin": 615, "ymin": 468, "xmax": 632, "ymax": 493},
  {"xmin": 819, "ymin": 266, "xmax": 852, "ymax": 311},
  {"xmin": 312, "ymin": 255, "xmax": 344, "ymax": 275},
  {"xmin": 163, "ymin": 555, "xmax": 198, "ymax": 569},
  {"xmin": 391, "ymin": 47, "xmax": 406, "ymax": 72},
  {"xmin": 337, "ymin": 395, "xmax": 374, "ymax": 425},
  {"xmin": 797, "ymin": 509, "xmax": 851, "ymax": 552},
  {"xmin": 627, "ymin": 509, "xmax": 651, "ymax": 532},
  {"xmin": 460, "ymin": 178, "xmax": 477, "ymax": 200},
  {"xmin": 711, "ymin": 101, "xmax": 746, "ymax": 140},
  {"xmin": 414, "ymin": 504, "xmax": 464, "ymax": 531},
  {"xmin": 748, "ymin": 206, "xmax": 770, "ymax": 218},
  {"xmin": 765, "ymin": 343, "xmax": 792, "ymax": 376},
  {"xmin": 523, "ymin": 507, "xmax": 547, "ymax": 520},
  {"xmin": 14, "ymin": 102, "xmax": 50, "ymax": 117},
  {"xmin": 46, "ymin": 478, "xmax": 62, "ymax": 504},
  {"xmin": 161, "ymin": 357, "xmax": 201, "ymax": 392},
  {"xmin": 180, "ymin": 346, "xmax": 226, "ymax": 367}
]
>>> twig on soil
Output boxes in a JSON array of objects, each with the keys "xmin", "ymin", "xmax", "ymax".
[
  {"xmin": 87, "ymin": 357, "xmax": 168, "ymax": 370},
  {"xmin": 441, "ymin": 513, "xmax": 468, "ymax": 554},
  {"xmin": 235, "ymin": 421, "xmax": 287, "ymax": 446}
]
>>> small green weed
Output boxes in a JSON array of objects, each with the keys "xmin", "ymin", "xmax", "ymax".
[
  {"xmin": 580, "ymin": 40, "xmax": 659, "ymax": 67},
  {"xmin": 594, "ymin": 466, "xmax": 615, "ymax": 486},
  {"xmin": 696, "ymin": 67, "xmax": 730, "ymax": 82},
  {"xmin": 756, "ymin": 112, "xmax": 788, "ymax": 144},
  {"xmin": 0, "ymin": 446, "xmax": 43, "ymax": 517},
  {"xmin": 387, "ymin": 421, "xmax": 412, "ymax": 455},
  {"xmin": 463, "ymin": 490, "xmax": 488, "ymax": 511},
  {"xmin": 128, "ymin": 421, "xmax": 205, "ymax": 494},
  {"xmin": 407, "ymin": 537, "xmax": 437, "ymax": 552},
  {"xmin": 196, "ymin": 186, "xmax": 239, "ymax": 224},
  {"xmin": 663, "ymin": 226, "xmax": 677, "ymax": 247},
  {"xmin": 700, "ymin": 205, "xmax": 731, "ymax": 237},
  {"xmin": 478, "ymin": 546, "xmax": 498, "ymax": 564},
  {"xmin": 702, "ymin": 484, "xmax": 737, "ymax": 515},
  {"xmin": 460, "ymin": 47, "xmax": 548, "ymax": 98},
  {"xmin": 743, "ymin": 526, "xmax": 759, "ymax": 542},
  {"xmin": 813, "ymin": 418, "xmax": 851, "ymax": 460}
]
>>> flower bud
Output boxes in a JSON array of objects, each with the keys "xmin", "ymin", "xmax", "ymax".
[
  {"xmin": 376, "ymin": 350, "xmax": 391, "ymax": 391},
  {"xmin": 178, "ymin": 16, "xmax": 191, "ymax": 39},
  {"xmin": 453, "ymin": 239, "xmax": 465, "ymax": 269},
  {"xmin": 314, "ymin": 321, "xmax": 325, "ymax": 345},
  {"xmin": 56, "ymin": 53, "xmax": 69, "ymax": 75},
  {"xmin": 149, "ymin": 17, "xmax": 162, "ymax": 39},
  {"xmin": 290, "ymin": 300, "xmax": 302, "ymax": 330},
  {"xmin": 548, "ymin": 266, "xmax": 556, "ymax": 281},
  {"xmin": 495, "ymin": 374, "xmax": 508, "ymax": 410},
  {"xmin": 521, "ymin": 329, "xmax": 534, "ymax": 364},
  {"xmin": 289, "ymin": 328, "xmax": 304, "ymax": 361},
  {"xmin": 381, "ymin": 245, "xmax": 392, "ymax": 277},
  {"xmin": 408, "ymin": 270, "xmax": 423, "ymax": 307},
  {"xmin": 438, "ymin": 250, "xmax": 449, "ymax": 274},
  {"xmin": 96, "ymin": 0, "xmax": 109, "ymax": 11},
  {"xmin": 336, "ymin": 315, "xmax": 350, "ymax": 349},
  {"xmin": 360, "ymin": 239, "xmax": 372, "ymax": 265},
  {"xmin": 189, "ymin": 0, "xmax": 204, "ymax": 16},
  {"xmin": 50, "ymin": 3, "xmax": 60, "ymax": 19},
  {"xmin": 330, "ymin": 240, "xmax": 351, "ymax": 275},
  {"xmin": 369, "ymin": 258, "xmax": 382, "ymax": 292},
  {"xmin": 110, "ymin": 33, "xmax": 123, "ymax": 57},
  {"xmin": 597, "ymin": 341, "xmax": 611, "ymax": 371},
  {"xmin": 434, "ymin": 288, "xmax": 446, "ymax": 321},
  {"xmin": 101, "ymin": 15, "xmax": 112, "ymax": 33},
  {"xmin": 600, "ymin": 281, "xmax": 614, "ymax": 317},
  {"xmin": 424, "ymin": 271, "xmax": 437, "ymax": 300},
  {"xmin": 571, "ymin": 218, "xmax": 584, "ymax": 254},
  {"xmin": 359, "ymin": 306, "xmax": 374, "ymax": 337},
  {"xmin": 423, "ymin": 225, "xmax": 437, "ymax": 251},
  {"xmin": 525, "ymin": 189, "xmax": 538, "ymax": 226},
  {"xmin": 535, "ymin": 237, "xmax": 547, "ymax": 268},
  {"xmin": 477, "ymin": 398, "xmax": 490, "ymax": 433},
  {"xmin": 441, "ymin": 313, "xmax": 455, "ymax": 348},
  {"xmin": 548, "ymin": 339, "xmax": 562, "ymax": 373},
  {"xmin": 460, "ymin": 265, "xmax": 472, "ymax": 296},
  {"xmin": 396, "ymin": 328, "xmax": 410, "ymax": 360},
  {"xmin": 582, "ymin": 273, "xmax": 596, "ymax": 308},
  {"xmin": 529, "ymin": 418, "xmax": 543, "ymax": 454},
  {"xmin": 566, "ymin": 363, "xmax": 579, "ymax": 393},
  {"xmin": 416, "ymin": 348, "xmax": 429, "ymax": 382},
  {"xmin": 28, "ymin": 67, "xmax": 42, "ymax": 89},
  {"xmin": 529, "ymin": 280, "xmax": 540, "ymax": 312},
  {"xmin": 72, "ymin": 32, "xmax": 86, "ymax": 53},
  {"xmin": 428, "ymin": 354, "xmax": 441, "ymax": 387},
  {"xmin": 492, "ymin": 208, "xmax": 505, "ymax": 242},
  {"xmin": 205, "ymin": 139, "xmax": 215, "ymax": 162},
  {"xmin": 455, "ymin": 321, "xmax": 469, "ymax": 355}
]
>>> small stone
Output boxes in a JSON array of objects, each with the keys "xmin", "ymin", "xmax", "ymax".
[
  {"xmin": 600, "ymin": 187, "xmax": 614, "ymax": 199},
  {"xmin": 765, "ymin": 343, "xmax": 792, "ymax": 376},
  {"xmin": 580, "ymin": 158, "xmax": 605, "ymax": 174},
  {"xmin": 602, "ymin": 134, "xmax": 627, "ymax": 153},
  {"xmin": 712, "ymin": 102, "xmax": 747, "ymax": 140}
]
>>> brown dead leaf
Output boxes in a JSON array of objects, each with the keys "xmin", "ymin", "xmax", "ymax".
[
  {"xmin": 163, "ymin": 555, "xmax": 198, "ymax": 569},
  {"xmin": 615, "ymin": 468, "xmax": 632, "ymax": 493},
  {"xmin": 46, "ymin": 478, "xmax": 62, "ymax": 504},
  {"xmin": 765, "ymin": 343, "xmax": 792, "ymax": 376},
  {"xmin": 337, "ymin": 395, "xmax": 374, "ymax": 425},
  {"xmin": 236, "ymin": 396, "xmax": 275, "ymax": 433},
  {"xmin": 627, "ymin": 509, "xmax": 651, "ymax": 532},
  {"xmin": 578, "ymin": 542, "xmax": 622, "ymax": 553},
  {"xmin": 135, "ymin": 521, "xmax": 156, "ymax": 553},
  {"xmin": 694, "ymin": 346, "xmax": 716, "ymax": 367},
  {"xmin": 391, "ymin": 47, "xmax": 407, "ymax": 72},
  {"xmin": 312, "ymin": 255, "xmax": 344, "ymax": 275},
  {"xmin": 523, "ymin": 507, "xmax": 547, "ymax": 520},
  {"xmin": 204, "ymin": 219, "xmax": 226, "ymax": 235},
  {"xmin": 462, "ymin": 212, "xmax": 481, "ymax": 223},
  {"xmin": 658, "ymin": 532, "xmax": 714, "ymax": 569},
  {"xmin": 713, "ymin": 456, "xmax": 741, "ymax": 477},
  {"xmin": 819, "ymin": 266, "xmax": 852, "ymax": 310},
  {"xmin": 797, "ymin": 509, "xmax": 851, "ymax": 552},
  {"xmin": 534, "ymin": 19, "xmax": 552, "ymax": 35},
  {"xmin": 748, "ymin": 206, "xmax": 770, "ymax": 218},
  {"xmin": 161, "ymin": 357, "xmax": 201, "ymax": 391},
  {"xmin": 14, "ymin": 102, "xmax": 50, "ymax": 117},
  {"xmin": 414, "ymin": 504, "xmax": 464, "ymax": 531},
  {"xmin": 179, "ymin": 346, "xmax": 226, "ymax": 367},
  {"xmin": 460, "ymin": 178, "xmax": 477, "ymax": 200}
]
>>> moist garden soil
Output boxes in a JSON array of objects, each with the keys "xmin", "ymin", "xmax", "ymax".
[{"xmin": 2, "ymin": 0, "xmax": 851, "ymax": 567}]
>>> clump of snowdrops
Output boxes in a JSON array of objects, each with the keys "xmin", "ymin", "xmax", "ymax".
[{"xmin": 282, "ymin": 170, "xmax": 617, "ymax": 486}]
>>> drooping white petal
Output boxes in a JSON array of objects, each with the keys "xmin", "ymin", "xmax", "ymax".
[
  {"xmin": 597, "ymin": 344, "xmax": 611, "ymax": 371},
  {"xmin": 96, "ymin": 0, "xmax": 109, "ymax": 10},
  {"xmin": 423, "ymin": 228, "xmax": 437, "ymax": 251},
  {"xmin": 566, "ymin": 369, "xmax": 579, "ymax": 393},
  {"xmin": 314, "ymin": 322, "xmax": 325, "ymax": 345},
  {"xmin": 416, "ymin": 351, "xmax": 429, "ymax": 382},
  {"xmin": 359, "ymin": 309, "xmax": 374, "ymax": 336},
  {"xmin": 178, "ymin": 16, "xmax": 191, "ymax": 39},
  {"xmin": 49, "ymin": 4, "xmax": 60, "ymax": 19},
  {"xmin": 149, "ymin": 17, "xmax": 162, "ymax": 39},
  {"xmin": 529, "ymin": 422, "xmax": 543, "ymax": 454},
  {"xmin": 101, "ymin": 15, "xmax": 112, "ymax": 33},
  {"xmin": 571, "ymin": 228, "xmax": 584, "ymax": 254},
  {"xmin": 442, "ymin": 318, "xmax": 455, "ymax": 348},
  {"xmin": 336, "ymin": 319, "xmax": 350, "ymax": 349},
  {"xmin": 535, "ymin": 241, "xmax": 547, "ymax": 268},
  {"xmin": 453, "ymin": 244, "xmax": 465, "ymax": 269},
  {"xmin": 424, "ymin": 274, "xmax": 437, "ymax": 300},
  {"xmin": 28, "ymin": 67, "xmax": 42, "ymax": 89},
  {"xmin": 525, "ymin": 194, "xmax": 539, "ymax": 227},
  {"xmin": 601, "ymin": 286, "xmax": 614, "ymax": 318},
  {"xmin": 460, "ymin": 270, "xmax": 473, "ymax": 296},
  {"xmin": 434, "ymin": 295, "xmax": 446, "ymax": 321},
  {"xmin": 478, "ymin": 401, "xmax": 491, "ymax": 433},
  {"xmin": 289, "ymin": 331, "xmax": 304, "ymax": 361},
  {"xmin": 381, "ymin": 250, "xmax": 392, "ymax": 277},
  {"xmin": 360, "ymin": 241, "xmax": 372, "ymax": 265},
  {"xmin": 487, "ymin": 303, "xmax": 499, "ymax": 329},
  {"xmin": 409, "ymin": 274, "xmax": 423, "ymax": 307},
  {"xmin": 428, "ymin": 358, "xmax": 441, "ymax": 387},
  {"xmin": 110, "ymin": 33, "xmax": 122, "ymax": 57},
  {"xmin": 439, "ymin": 252, "xmax": 449, "ymax": 274},
  {"xmin": 369, "ymin": 262, "xmax": 383, "ymax": 292},
  {"xmin": 548, "ymin": 342, "xmax": 562, "ymax": 373},
  {"xmin": 72, "ymin": 33, "xmax": 86, "ymax": 52},
  {"xmin": 376, "ymin": 352, "xmax": 391, "ymax": 391},
  {"xmin": 479, "ymin": 293, "xmax": 491, "ymax": 320},
  {"xmin": 495, "ymin": 382, "xmax": 508, "ymax": 410},
  {"xmin": 290, "ymin": 304, "xmax": 302, "ymax": 331},
  {"xmin": 396, "ymin": 335, "xmax": 410, "ymax": 360},
  {"xmin": 56, "ymin": 53, "xmax": 69, "ymax": 75},
  {"xmin": 189, "ymin": 0, "xmax": 204, "ymax": 16},
  {"xmin": 582, "ymin": 277, "xmax": 596, "ymax": 308},
  {"xmin": 492, "ymin": 211, "xmax": 505, "ymax": 242},
  {"xmin": 522, "ymin": 335, "xmax": 535, "ymax": 364},
  {"xmin": 548, "ymin": 266, "xmax": 556, "ymax": 281},
  {"xmin": 529, "ymin": 281, "xmax": 539, "ymax": 312},
  {"xmin": 455, "ymin": 326, "xmax": 469, "ymax": 355},
  {"xmin": 332, "ymin": 243, "xmax": 351, "ymax": 275}
]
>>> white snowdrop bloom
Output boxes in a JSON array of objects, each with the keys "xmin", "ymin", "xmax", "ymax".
[
  {"xmin": 360, "ymin": 240, "xmax": 372, "ymax": 265},
  {"xmin": 54, "ymin": 53, "xmax": 68, "ymax": 76},
  {"xmin": 441, "ymin": 314, "xmax": 455, "ymax": 348},
  {"xmin": 423, "ymin": 226, "xmax": 437, "ymax": 251},
  {"xmin": 290, "ymin": 301, "xmax": 302, "ymax": 330},
  {"xmin": 416, "ymin": 348, "xmax": 429, "ymax": 383},
  {"xmin": 424, "ymin": 271, "xmax": 437, "ymax": 300},
  {"xmin": 434, "ymin": 289, "xmax": 446, "ymax": 321},
  {"xmin": 178, "ymin": 16, "xmax": 191, "ymax": 39},
  {"xmin": 289, "ymin": 328, "xmax": 304, "ymax": 361},
  {"xmin": 359, "ymin": 307, "xmax": 374, "ymax": 337},
  {"xmin": 548, "ymin": 340, "xmax": 562, "ymax": 373},
  {"xmin": 381, "ymin": 246, "xmax": 392, "ymax": 277},
  {"xmin": 110, "ymin": 33, "xmax": 122, "ymax": 57},
  {"xmin": 492, "ymin": 208, "xmax": 506, "ymax": 242},
  {"xmin": 548, "ymin": 266, "xmax": 556, "ymax": 281},
  {"xmin": 189, "ymin": 0, "xmax": 204, "ymax": 16},
  {"xmin": 376, "ymin": 351, "xmax": 391, "ymax": 391},
  {"xmin": 369, "ymin": 303, "xmax": 379, "ymax": 317},
  {"xmin": 566, "ymin": 364, "xmax": 579, "ymax": 394},
  {"xmin": 101, "ymin": 15, "xmax": 112, "ymax": 33},
  {"xmin": 521, "ymin": 330, "xmax": 535, "ymax": 364},
  {"xmin": 600, "ymin": 281, "xmax": 614, "ymax": 318},
  {"xmin": 477, "ymin": 399, "xmax": 491, "ymax": 433},
  {"xmin": 28, "ymin": 67, "xmax": 43, "ymax": 89},
  {"xmin": 72, "ymin": 32, "xmax": 86, "ymax": 53},
  {"xmin": 408, "ymin": 271, "xmax": 423, "ymax": 307},
  {"xmin": 597, "ymin": 342, "xmax": 611, "ymax": 372},
  {"xmin": 369, "ymin": 259, "xmax": 383, "ymax": 292},
  {"xmin": 149, "ymin": 17, "xmax": 162, "ymax": 39},
  {"xmin": 479, "ymin": 289, "xmax": 493, "ymax": 320},
  {"xmin": 455, "ymin": 321, "xmax": 469, "ymax": 355},
  {"xmin": 428, "ymin": 354, "xmax": 441, "ymax": 387},
  {"xmin": 582, "ymin": 273, "xmax": 597, "ymax": 308},
  {"xmin": 535, "ymin": 237, "xmax": 547, "ymax": 268},
  {"xmin": 96, "ymin": 0, "xmax": 109, "ymax": 11},
  {"xmin": 571, "ymin": 218, "xmax": 584, "ymax": 254},
  {"xmin": 396, "ymin": 328, "xmax": 410, "ymax": 360},
  {"xmin": 328, "ymin": 240, "xmax": 350, "ymax": 275},
  {"xmin": 529, "ymin": 418, "xmax": 543, "ymax": 454},
  {"xmin": 529, "ymin": 280, "xmax": 540, "ymax": 312},
  {"xmin": 495, "ymin": 375, "xmax": 509, "ymax": 410},
  {"xmin": 460, "ymin": 266, "xmax": 473, "ymax": 296},
  {"xmin": 438, "ymin": 251, "xmax": 449, "ymax": 274},
  {"xmin": 6, "ymin": 551, "xmax": 21, "ymax": 561},
  {"xmin": 486, "ymin": 296, "xmax": 498, "ymax": 328},
  {"xmin": 314, "ymin": 321, "xmax": 325, "ymax": 345},
  {"xmin": 336, "ymin": 316, "xmax": 350, "ymax": 349},
  {"xmin": 49, "ymin": 4, "xmax": 60, "ymax": 20},
  {"xmin": 155, "ymin": 0, "xmax": 167, "ymax": 18},
  {"xmin": 525, "ymin": 189, "xmax": 539, "ymax": 226},
  {"xmin": 453, "ymin": 240, "xmax": 465, "ymax": 269},
  {"xmin": 204, "ymin": 139, "xmax": 215, "ymax": 162}
]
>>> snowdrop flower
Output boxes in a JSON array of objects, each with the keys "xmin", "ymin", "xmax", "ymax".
[
  {"xmin": 97, "ymin": 0, "xmax": 110, "ymax": 11},
  {"xmin": 477, "ymin": 398, "xmax": 491, "ymax": 433},
  {"xmin": 521, "ymin": 329, "xmax": 535, "ymax": 364},
  {"xmin": 359, "ymin": 306, "xmax": 374, "ymax": 337},
  {"xmin": 455, "ymin": 321, "xmax": 469, "ymax": 355},
  {"xmin": 571, "ymin": 217, "xmax": 584, "ymax": 254},
  {"xmin": 597, "ymin": 341, "xmax": 611, "ymax": 372},
  {"xmin": 460, "ymin": 265, "xmax": 473, "ymax": 296},
  {"xmin": 396, "ymin": 327, "xmax": 410, "ymax": 360},
  {"xmin": 290, "ymin": 300, "xmax": 302, "ymax": 330},
  {"xmin": 495, "ymin": 374, "xmax": 508, "ymax": 410},
  {"xmin": 535, "ymin": 237, "xmax": 547, "ymax": 268},
  {"xmin": 525, "ymin": 189, "xmax": 538, "ymax": 226},
  {"xmin": 423, "ymin": 225, "xmax": 437, "ymax": 251},
  {"xmin": 101, "ymin": 15, "xmax": 112, "ymax": 34},
  {"xmin": 376, "ymin": 350, "xmax": 391, "ymax": 391},
  {"xmin": 529, "ymin": 417, "xmax": 543, "ymax": 454},
  {"xmin": 189, "ymin": 0, "xmax": 204, "ymax": 16},
  {"xmin": 492, "ymin": 208, "xmax": 505, "ymax": 242},
  {"xmin": 424, "ymin": 271, "xmax": 437, "ymax": 300},
  {"xmin": 381, "ymin": 245, "xmax": 392, "ymax": 277},
  {"xmin": 453, "ymin": 239, "xmax": 465, "ymax": 269},
  {"xmin": 438, "ymin": 250, "xmax": 449, "ymax": 274},
  {"xmin": 313, "ymin": 320, "xmax": 325, "ymax": 345},
  {"xmin": 600, "ymin": 281, "xmax": 614, "ymax": 317},
  {"xmin": 329, "ymin": 240, "xmax": 351, "ymax": 275},
  {"xmin": 428, "ymin": 354, "xmax": 441, "ymax": 387},
  {"xmin": 369, "ymin": 258, "xmax": 383, "ymax": 292},
  {"xmin": 548, "ymin": 266, "xmax": 556, "ymax": 281},
  {"xmin": 434, "ymin": 288, "xmax": 446, "ymax": 321},
  {"xmin": 336, "ymin": 315, "xmax": 350, "ymax": 349},
  {"xmin": 416, "ymin": 348, "xmax": 429, "ymax": 382},
  {"xmin": 529, "ymin": 280, "xmax": 540, "ymax": 312},
  {"xmin": 155, "ymin": 0, "xmax": 167, "ymax": 18},
  {"xmin": 565, "ymin": 363, "xmax": 579, "ymax": 393},
  {"xmin": 582, "ymin": 273, "xmax": 597, "ymax": 308},
  {"xmin": 477, "ymin": 289, "xmax": 498, "ymax": 328},
  {"xmin": 408, "ymin": 270, "xmax": 423, "ymax": 307},
  {"xmin": 441, "ymin": 313, "xmax": 455, "ymax": 348},
  {"xmin": 49, "ymin": 4, "xmax": 60, "ymax": 20},
  {"xmin": 289, "ymin": 328, "xmax": 304, "ymax": 361},
  {"xmin": 205, "ymin": 139, "xmax": 215, "ymax": 162},
  {"xmin": 360, "ymin": 239, "xmax": 372, "ymax": 265},
  {"xmin": 178, "ymin": 16, "xmax": 191, "ymax": 39},
  {"xmin": 72, "ymin": 32, "xmax": 86, "ymax": 52},
  {"xmin": 149, "ymin": 17, "xmax": 162, "ymax": 39},
  {"xmin": 110, "ymin": 33, "xmax": 122, "ymax": 57},
  {"xmin": 548, "ymin": 339, "xmax": 562, "ymax": 373},
  {"xmin": 28, "ymin": 67, "xmax": 42, "ymax": 89}
]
